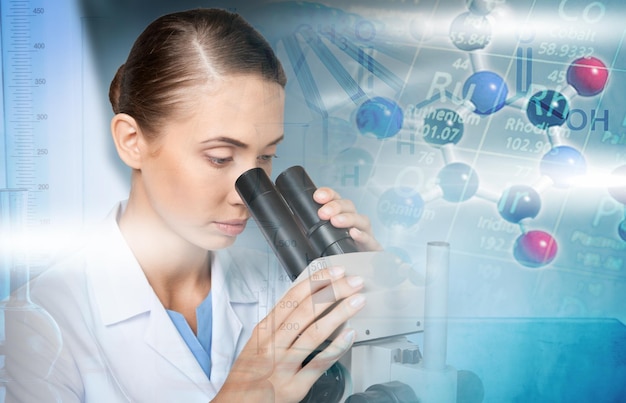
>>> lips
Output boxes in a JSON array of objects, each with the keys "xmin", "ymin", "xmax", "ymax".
[{"xmin": 214, "ymin": 219, "xmax": 248, "ymax": 237}]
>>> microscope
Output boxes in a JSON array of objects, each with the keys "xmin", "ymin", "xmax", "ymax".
[{"xmin": 236, "ymin": 166, "xmax": 460, "ymax": 403}]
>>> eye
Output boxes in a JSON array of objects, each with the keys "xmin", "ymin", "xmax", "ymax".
[
  {"xmin": 205, "ymin": 155, "xmax": 233, "ymax": 167},
  {"xmin": 257, "ymin": 154, "xmax": 278, "ymax": 164}
]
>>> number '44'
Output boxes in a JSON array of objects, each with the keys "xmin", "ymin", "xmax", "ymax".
[{"xmin": 452, "ymin": 58, "xmax": 469, "ymax": 70}]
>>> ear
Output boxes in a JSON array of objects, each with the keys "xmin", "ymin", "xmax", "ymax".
[{"xmin": 111, "ymin": 113, "xmax": 143, "ymax": 170}]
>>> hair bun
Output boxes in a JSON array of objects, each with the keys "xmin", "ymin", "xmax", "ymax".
[{"xmin": 108, "ymin": 63, "xmax": 126, "ymax": 113}]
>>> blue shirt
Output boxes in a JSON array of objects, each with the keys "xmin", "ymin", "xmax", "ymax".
[{"xmin": 166, "ymin": 291, "xmax": 213, "ymax": 379}]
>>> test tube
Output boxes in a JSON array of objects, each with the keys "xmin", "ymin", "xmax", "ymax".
[
  {"xmin": 0, "ymin": 188, "xmax": 29, "ymax": 298},
  {"xmin": 422, "ymin": 241, "xmax": 450, "ymax": 370}
]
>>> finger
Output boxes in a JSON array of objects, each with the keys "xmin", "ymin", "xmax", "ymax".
[
  {"xmin": 261, "ymin": 266, "xmax": 347, "ymax": 344},
  {"xmin": 349, "ymin": 227, "xmax": 383, "ymax": 252},
  {"xmin": 316, "ymin": 196, "xmax": 382, "ymax": 252},
  {"xmin": 317, "ymin": 198, "xmax": 356, "ymax": 221},
  {"xmin": 290, "ymin": 291, "xmax": 365, "ymax": 356},
  {"xmin": 328, "ymin": 208, "xmax": 369, "ymax": 232},
  {"xmin": 274, "ymin": 327, "xmax": 356, "ymax": 403},
  {"xmin": 316, "ymin": 197, "xmax": 373, "ymax": 234},
  {"xmin": 326, "ymin": 208, "xmax": 377, "ymax": 246},
  {"xmin": 276, "ymin": 275, "xmax": 365, "ymax": 355},
  {"xmin": 313, "ymin": 187, "xmax": 340, "ymax": 205}
]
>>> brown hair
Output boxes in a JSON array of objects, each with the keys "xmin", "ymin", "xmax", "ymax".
[{"xmin": 108, "ymin": 8, "xmax": 286, "ymax": 137}]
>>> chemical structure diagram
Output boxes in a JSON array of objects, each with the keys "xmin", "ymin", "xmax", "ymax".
[
  {"xmin": 253, "ymin": 0, "xmax": 626, "ymax": 270},
  {"xmin": 352, "ymin": 2, "xmax": 622, "ymax": 269}
]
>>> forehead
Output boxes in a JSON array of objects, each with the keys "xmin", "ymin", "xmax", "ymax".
[{"xmin": 169, "ymin": 75, "xmax": 285, "ymax": 143}]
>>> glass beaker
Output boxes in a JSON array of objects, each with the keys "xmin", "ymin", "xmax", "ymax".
[{"xmin": 0, "ymin": 189, "xmax": 62, "ymax": 402}]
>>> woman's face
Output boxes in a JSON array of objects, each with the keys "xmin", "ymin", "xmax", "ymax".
[{"xmin": 136, "ymin": 75, "xmax": 285, "ymax": 251}]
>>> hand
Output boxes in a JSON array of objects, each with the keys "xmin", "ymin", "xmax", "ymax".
[
  {"xmin": 314, "ymin": 187, "xmax": 382, "ymax": 252},
  {"xmin": 212, "ymin": 267, "xmax": 366, "ymax": 403}
]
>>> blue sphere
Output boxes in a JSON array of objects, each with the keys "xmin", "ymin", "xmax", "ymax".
[
  {"xmin": 462, "ymin": 71, "xmax": 508, "ymax": 115},
  {"xmin": 422, "ymin": 108, "xmax": 464, "ymax": 146},
  {"xmin": 437, "ymin": 162, "xmax": 479, "ymax": 202},
  {"xmin": 497, "ymin": 185, "xmax": 541, "ymax": 223},
  {"xmin": 356, "ymin": 96, "xmax": 404, "ymax": 139},
  {"xmin": 540, "ymin": 146, "xmax": 587, "ymax": 188},
  {"xmin": 376, "ymin": 187, "xmax": 424, "ymax": 228},
  {"xmin": 526, "ymin": 90, "xmax": 570, "ymax": 128}
]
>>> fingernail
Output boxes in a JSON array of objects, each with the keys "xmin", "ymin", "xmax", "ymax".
[
  {"xmin": 347, "ymin": 276, "xmax": 364, "ymax": 288},
  {"xmin": 316, "ymin": 190, "xmax": 328, "ymax": 200},
  {"xmin": 329, "ymin": 266, "xmax": 345, "ymax": 278},
  {"xmin": 349, "ymin": 294, "xmax": 366, "ymax": 309}
]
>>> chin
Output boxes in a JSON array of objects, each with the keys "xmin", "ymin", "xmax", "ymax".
[{"xmin": 201, "ymin": 234, "xmax": 238, "ymax": 251}]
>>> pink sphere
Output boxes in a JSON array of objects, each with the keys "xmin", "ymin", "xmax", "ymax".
[
  {"xmin": 513, "ymin": 230, "xmax": 558, "ymax": 268},
  {"xmin": 566, "ymin": 57, "xmax": 608, "ymax": 96}
]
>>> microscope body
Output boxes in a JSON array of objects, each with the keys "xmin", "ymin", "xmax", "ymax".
[
  {"xmin": 295, "ymin": 252, "xmax": 456, "ymax": 403},
  {"xmin": 236, "ymin": 166, "xmax": 457, "ymax": 403},
  {"xmin": 293, "ymin": 252, "xmax": 424, "ymax": 343}
]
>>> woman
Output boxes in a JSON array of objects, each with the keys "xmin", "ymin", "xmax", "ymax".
[{"xmin": 7, "ymin": 8, "xmax": 379, "ymax": 403}]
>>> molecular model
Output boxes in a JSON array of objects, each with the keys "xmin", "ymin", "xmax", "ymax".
[{"xmin": 352, "ymin": 0, "xmax": 623, "ymax": 268}]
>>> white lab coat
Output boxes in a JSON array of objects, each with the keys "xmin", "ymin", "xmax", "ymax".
[{"xmin": 6, "ymin": 203, "xmax": 291, "ymax": 402}]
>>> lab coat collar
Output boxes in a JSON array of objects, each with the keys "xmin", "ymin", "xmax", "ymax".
[
  {"xmin": 88, "ymin": 204, "xmax": 260, "ymax": 325},
  {"xmin": 86, "ymin": 203, "xmax": 259, "ymax": 392},
  {"xmin": 143, "ymin": 296, "xmax": 217, "ymax": 392},
  {"xmin": 86, "ymin": 205, "xmax": 216, "ymax": 392}
]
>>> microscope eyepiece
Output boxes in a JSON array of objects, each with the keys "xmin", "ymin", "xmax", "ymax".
[
  {"xmin": 236, "ymin": 165, "xmax": 360, "ymax": 280},
  {"xmin": 235, "ymin": 167, "xmax": 316, "ymax": 281},
  {"xmin": 275, "ymin": 166, "xmax": 359, "ymax": 257}
]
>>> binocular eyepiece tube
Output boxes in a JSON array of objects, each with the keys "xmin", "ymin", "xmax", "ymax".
[{"xmin": 235, "ymin": 165, "xmax": 358, "ymax": 281}]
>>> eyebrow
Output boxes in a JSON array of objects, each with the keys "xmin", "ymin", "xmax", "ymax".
[{"xmin": 201, "ymin": 134, "xmax": 284, "ymax": 149}]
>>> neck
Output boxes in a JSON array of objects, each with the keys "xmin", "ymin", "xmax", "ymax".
[{"xmin": 118, "ymin": 188, "xmax": 212, "ymax": 310}]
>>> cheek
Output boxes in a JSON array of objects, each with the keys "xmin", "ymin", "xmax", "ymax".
[
  {"xmin": 175, "ymin": 161, "xmax": 240, "ymax": 210},
  {"xmin": 144, "ymin": 155, "xmax": 212, "ymax": 206}
]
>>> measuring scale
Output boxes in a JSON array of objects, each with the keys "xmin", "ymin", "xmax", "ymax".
[{"xmin": 1, "ymin": 0, "xmax": 83, "ymax": 271}]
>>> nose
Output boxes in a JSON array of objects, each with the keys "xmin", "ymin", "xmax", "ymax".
[{"xmin": 229, "ymin": 171, "xmax": 248, "ymax": 206}]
